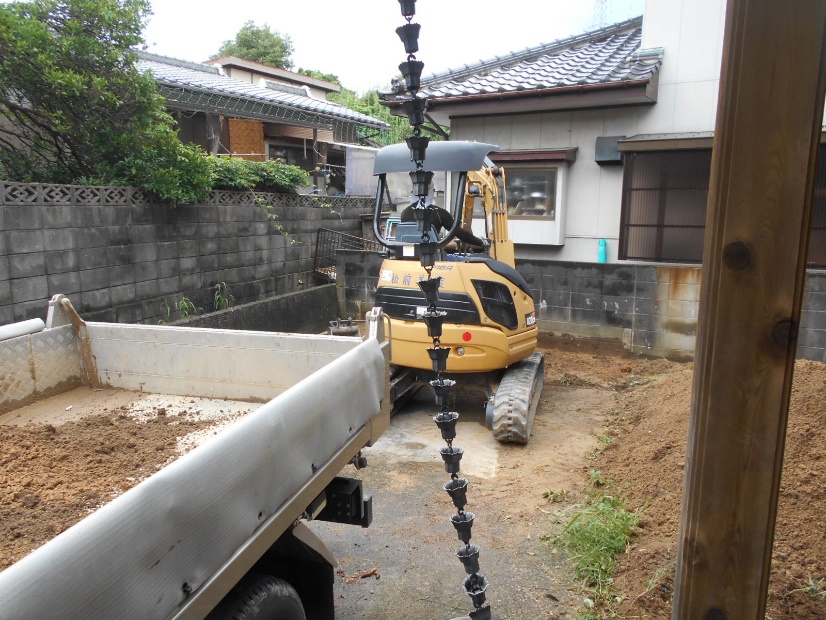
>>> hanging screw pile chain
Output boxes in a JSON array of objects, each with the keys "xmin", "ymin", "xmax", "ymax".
[{"xmin": 395, "ymin": 2, "xmax": 491, "ymax": 617}]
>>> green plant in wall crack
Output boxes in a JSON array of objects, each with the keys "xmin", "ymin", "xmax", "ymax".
[
  {"xmin": 158, "ymin": 300, "xmax": 172, "ymax": 324},
  {"xmin": 252, "ymin": 194, "xmax": 292, "ymax": 239},
  {"xmin": 309, "ymin": 175, "xmax": 342, "ymax": 219},
  {"xmin": 214, "ymin": 282, "xmax": 235, "ymax": 311},
  {"xmin": 177, "ymin": 297, "xmax": 201, "ymax": 319}
]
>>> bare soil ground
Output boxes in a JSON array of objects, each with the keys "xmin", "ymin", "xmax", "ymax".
[
  {"xmin": 1, "ymin": 333, "xmax": 824, "ymax": 619},
  {"xmin": 538, "ymin": 333, "xmax": 826, "ymax": 620}
]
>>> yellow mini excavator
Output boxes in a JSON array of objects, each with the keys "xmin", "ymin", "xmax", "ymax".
[{"xmin": 371, "ymin": 141, "xmax": 545, "ymax": 444}]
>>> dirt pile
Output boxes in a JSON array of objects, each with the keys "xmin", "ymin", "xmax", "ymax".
[
  {"xmin": 543, "ymin": 333, "xmax": 826, "ymax": 619},
  {"xmin": 610, "ymin": 359, "xmax": 825, "ymax": 619},
  {"xmin": 0, "ymin": 391, "xmax": 251, "ymax": 571}
]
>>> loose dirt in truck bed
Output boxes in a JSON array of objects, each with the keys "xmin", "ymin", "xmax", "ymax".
[
  {"xmin": 2, "ymin": 335, "xmax": 824, "ymax": 619},
  {"xmin": 0, "ymin": 387, "xmax": 253, "ymax": 570}
]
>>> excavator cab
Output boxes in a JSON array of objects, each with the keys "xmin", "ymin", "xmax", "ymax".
[{"xmin": 371, "ymin": 141, "xmax": 545, "ymax": 444}]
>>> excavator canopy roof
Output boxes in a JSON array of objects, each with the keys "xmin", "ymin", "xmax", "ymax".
[{"xmin": 372, "ymin": 141, "xmax": 499, "ymax": 175}]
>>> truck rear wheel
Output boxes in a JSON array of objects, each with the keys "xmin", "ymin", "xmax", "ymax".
[{"xmin": 223, "ymin": 576, "xmax": 306, "ymax": 620}]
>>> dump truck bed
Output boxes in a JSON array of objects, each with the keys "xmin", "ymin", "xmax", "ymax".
[{"xmin": 0, "ymin": 297, "xmax": 390, "ymax": 620}]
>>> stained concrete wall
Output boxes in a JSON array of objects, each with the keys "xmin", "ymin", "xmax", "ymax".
[
  {"xmin": 0, "ymin": 182, "xmax": 373, "ymax": 325},
  {"xmin": 519, "ymin": 261, "xmax": 826, "ymax": 362},
  {"xmin": 517, "ymin": 261, "xmax": 701, "ymax": 359},
  {"xmin": 335, "ymin": 249, "xmax": 385, "ymax": 320}
]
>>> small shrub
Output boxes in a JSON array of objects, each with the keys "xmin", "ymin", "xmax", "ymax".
[
  {"xmin": 254, "ymin": 159, "xmax": 308, "ymax": 193},
  {"xmin": 209, "ymin": 156, "xmax": 258, "ymax": 190},
  {"xmin": 109, "ymin": 130, "xmax": 213, "ymax": 205},
  {"xmin": 209, "ymin": 157, "xmax": 308, "ymax": 194}
]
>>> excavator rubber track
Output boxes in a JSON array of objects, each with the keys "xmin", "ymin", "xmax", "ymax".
[{"xmin": 490, "ymin": 352, "xmax": 545, "ymax": 444}]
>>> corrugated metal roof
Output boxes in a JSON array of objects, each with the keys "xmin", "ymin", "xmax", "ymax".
[
  {"xmin": 404, "ymin": 17, "xmax": 659, "ymax": 100},
  {"xmin": 137, "ymin": 52, "xmax": 387, "ymax": 129}
]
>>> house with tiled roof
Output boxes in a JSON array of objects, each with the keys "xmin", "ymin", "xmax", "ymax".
[
  {"xmin": 382, "ymin": 4, "xmax": 740, "ymax": 264},
  {"xmin": 138, "ymin": 52, "xmax": 388, "ymax": 195}
]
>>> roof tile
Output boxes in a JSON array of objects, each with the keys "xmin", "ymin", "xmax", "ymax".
[
  {"xmin": 398, "ymin": 17, "xmax": 658, "ymax": 102},
  {"xmin": 137, "ymin": 53, "xmax": 386, "ymax": 128}
]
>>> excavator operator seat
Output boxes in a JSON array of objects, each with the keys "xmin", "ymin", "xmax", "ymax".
[{"xmin": 393, "ymin": 222, "xmax": 442, "ymax": 259}]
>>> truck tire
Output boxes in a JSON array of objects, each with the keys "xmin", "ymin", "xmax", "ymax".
[{"xmin": 224, "ymin": 576, "xmax": 306, "ymax": 620}]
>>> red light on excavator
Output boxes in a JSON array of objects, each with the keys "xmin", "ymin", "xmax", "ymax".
[{"xmin": 462, "ymin": 332, "xmax": 472, "ymax": 342}]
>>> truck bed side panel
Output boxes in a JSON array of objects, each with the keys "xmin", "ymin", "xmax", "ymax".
[{"xmin": 86, "ymin": 324, "xmax": 360, "ymax": 401}]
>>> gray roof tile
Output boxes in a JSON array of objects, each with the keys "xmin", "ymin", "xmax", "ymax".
[
  {"xmin": 137, "ymin": 53, "xmax": 387, "ymax": 128},
  {"xmin": 405, "ymin": 17, "xmax": 658, "ymax": 101}
]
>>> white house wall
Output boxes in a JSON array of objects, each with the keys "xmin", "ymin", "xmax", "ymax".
[
  {"xmin": 451, "ymin": 0, "xmax": 729, "ymax": 263},
  {"xmin": 453, "ymin": 108, "xmax": 636, "ymax": 262}
]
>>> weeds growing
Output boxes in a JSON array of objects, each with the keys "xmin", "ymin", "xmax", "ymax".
[
  {"xmin": 549, "ymin": 469, "xmax": 638, "ymax": 618},
  {"xmin": 543, "ymin": 489, "xmax": 570, "ymax": 503},
  {"xmin": 213, "ymin": 282, "xmax": 235, "ymax": 311},
  {"xmin": 177, "ymin": 297, "xmax": 200, "ymax": 319},
  {"xmin": 788, "ymin": 575, "xmax": 826, "ymax": 601}
]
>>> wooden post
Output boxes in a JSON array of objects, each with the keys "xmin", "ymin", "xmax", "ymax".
[{"xmin": 673, "ymin": 1, "xmax": 826, "ymax": 618}]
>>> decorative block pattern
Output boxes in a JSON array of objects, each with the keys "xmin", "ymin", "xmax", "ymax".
[
  {"xmin": 3, "ymin": 183, "xmax": 39, "ymax": 205},
  {"xmin": 41, "ymin": 185, "xmax": 74, "ymax": 205}
]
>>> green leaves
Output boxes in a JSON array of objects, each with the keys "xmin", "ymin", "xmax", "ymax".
[
  {"xmin": 0, "ymin": 0, "xmax": 163, "ymax": 183},
  {"xmin": 214, "ymin": 21, "xmax": 294, "ymax": 69},
  {"xmin": 328, "ymin": 87, "xmax": 440, "ymax": 146},
  {"xmin": 209, "ymin": 157, "xmax": 308, "ymax": 194}
]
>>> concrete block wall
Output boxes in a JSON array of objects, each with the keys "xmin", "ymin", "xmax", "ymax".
[
  {"xmin": 517, "ymin": 260, "xmax": 702, "ymax": 359},
  {"xmin": 0, "ymin": 182, "xmax": 373, "ymax": 325},
  {"xmin": 335, "ymin": 249, "xmax": 386, "ymax": 319},
  {"xmin": 178, "ymin": 284, "xmax": 339, "ymax": 334},
  {"xmin": 799, "ymin": 271, "xmax": 826, "ymax": 362}
]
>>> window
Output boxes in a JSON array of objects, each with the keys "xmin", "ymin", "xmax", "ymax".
[
  {"xmin": 619, "ymin": 150, "xmax": 712, "ymax": 263},
  {"xmin": 619, "ymin": 146, "xmax": 826, "ymax": 268},
  {"xmin": 506, "ymin": 169, "xmax": 559, "ymax": 220},
  {"xmin": 809, "ymin": 148, "xmax": 826, "ymax": 269}
]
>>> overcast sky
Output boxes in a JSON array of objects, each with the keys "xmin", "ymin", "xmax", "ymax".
[{"xmin": 142, "ymin": 0, "xmax": 644, "ymax": 94}]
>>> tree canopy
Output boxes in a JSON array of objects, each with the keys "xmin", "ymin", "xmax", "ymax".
[
  {"xmin": 297, "ymin": 68, "xmax": 340, "ymax": 85},
  {"xmin": 214, "ymin": 21, "xmax": 294, "ymax": 69},
  {"xmin": 0, "ymin": 0, "xmax": 214, "ymax": 203}
]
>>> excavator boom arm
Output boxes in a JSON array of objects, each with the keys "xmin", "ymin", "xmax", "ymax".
[{"xmin": 464, "ymin": 167, "xmax": 515, "ymax": 266}]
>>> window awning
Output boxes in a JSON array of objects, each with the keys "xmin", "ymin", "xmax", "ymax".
[{"xmin": 618, "ymin": 132, "xmax": 714, "ymax": 151}]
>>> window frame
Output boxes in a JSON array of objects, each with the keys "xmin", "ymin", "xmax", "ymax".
[
  {"xmin": 618, "ymin": 143, "xmax": 826, "ymax": 268},
  {"xmin": 618, "ymin": 148, "xmax": 713, "ymax": 264},
  {"xmin": 504, "ymin": 166, "xmax": 561, "ymax": 221}
]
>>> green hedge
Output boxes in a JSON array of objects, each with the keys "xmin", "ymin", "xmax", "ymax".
[{"xmin": 112, "ymin": 147, "xmax": 310, "ymax": 205}]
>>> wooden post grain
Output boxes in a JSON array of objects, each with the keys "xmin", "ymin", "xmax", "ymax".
[{"xmin": 673, "ymin": 1, "xmax": 826, "ymax": 618}]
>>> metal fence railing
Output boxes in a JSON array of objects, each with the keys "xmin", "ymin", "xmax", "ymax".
[{"xmin": 313, "ymin": 228, "xmax": 383, "ymax": 283}]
